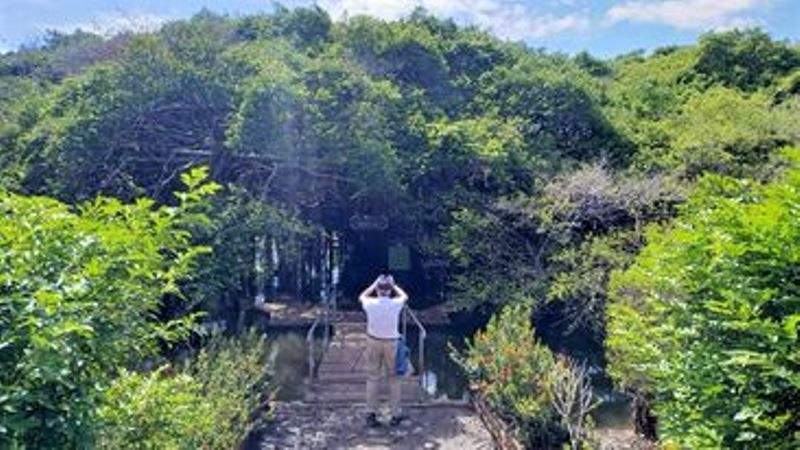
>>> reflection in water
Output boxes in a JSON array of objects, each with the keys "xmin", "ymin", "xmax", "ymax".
[
  {"xmin": 592, "ymin": 391, "xmax": 632, "ymax": 428},
  {"xmin": 268, "ymin": 330, "xmax": 311, "ymax": 400},
  {"xmin": 408, "ymin": 328, "xmax": 471, "ymax": 400}
]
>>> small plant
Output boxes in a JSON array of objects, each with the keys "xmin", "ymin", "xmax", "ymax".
[
  {"xmin": 184, "ymin": 329, "xmax": 274, "ymax": 447},
  {"xmin": 550, "ymin": 356, "xmax": 600, "ymax": 450}
]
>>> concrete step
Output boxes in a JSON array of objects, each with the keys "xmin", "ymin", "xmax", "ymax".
[
  {"xmin": 317, "ymin": 373, "xmax": 420, "ymax": 383},
  {"xmin": 305, "ymin": 387, "xmax": 429, "ymax": 404},
  {"xmin": 308, "ymin": 379, "xmax": 423, "ymax": 391},
  {"xmin": 306, "ymin": 378, "xmax": 427, "ymax": 401}
]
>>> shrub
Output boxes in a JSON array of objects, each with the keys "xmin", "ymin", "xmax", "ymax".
[
  {"xmin": 454, "ymin": 302, "xmax": 564, "ymax": 447},
  {"xmin": 607, "ymin": 148, "xmax": 800, "ymax": 447},
  {"xmin": 550, "ymin": 356, "xmax": 599, "ymax": 450},
  {"xmin": 0, "ymin": 168, "xmax": 216, "ymax": 448},
  {"xmin": 97, "ymin": 368, "xmax": 215, "ymax": 450},
  {"xmin": 184, "ymin": 329, "xmax": 273, "ymax": 448},
  {"xmin": 97, "ymin": 330, "xmax": 273, "ymax": 450}
]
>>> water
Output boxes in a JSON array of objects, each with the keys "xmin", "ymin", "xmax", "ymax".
[
  {"xmin": 267, "ymin": 329, "xmax": 313, "ymax": 400},
  {"xmin": 406, "ymin": 328, "xmax": 471, "ymax": 400},
  {"xmin": 592, "ymin": 391, "xmax": 632, "ymax": 428}
]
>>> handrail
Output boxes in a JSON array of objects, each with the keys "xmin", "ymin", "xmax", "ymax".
[
  {"xmin": 306, "ymin": 316, "xmax": 321, "ymax": 379},
  {"xmin": 307, "ymin": 289, "xmax": 334, "ymax": 380},
  {"xmin": 402, "ymin": 306, "xmax": 427, "ymax": 392}
]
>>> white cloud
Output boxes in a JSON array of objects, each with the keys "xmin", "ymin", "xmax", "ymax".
[
  {"xmin": 605, "ymin": 0, "xmax": 768, "ymax": 30},
  {"xmin": 42, "ymin": 11, "xmax": 175, "ymax": 38},
  {"xmin": 712, "ymin": 15, "xmax": 765, "ymax": 31},
  {"xmin": 317, "ymin": 0, "xmax": 590, "ymax": 40}
]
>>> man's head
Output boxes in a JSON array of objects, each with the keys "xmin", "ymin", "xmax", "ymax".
[{"xmin": 376, "ymin": 275, "xmax": 394, "ymax": 297}]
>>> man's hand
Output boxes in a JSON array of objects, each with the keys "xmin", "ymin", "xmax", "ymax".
[{"xmin": 360, "ymin": 275, "xmax": 384, "ymax": 304}]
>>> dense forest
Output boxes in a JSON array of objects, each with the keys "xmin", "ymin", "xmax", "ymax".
[{"xmin": 1, "ymin": 5, "xmax": 799, "ymax": 449}]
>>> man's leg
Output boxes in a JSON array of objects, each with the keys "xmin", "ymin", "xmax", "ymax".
[
  {"xmin": 383, "ymin": 340, "xmax": 403, "ymax": 419},
  {"xmin": 365, "ymin": 337, "xmax": 382, "ymax": 419}
]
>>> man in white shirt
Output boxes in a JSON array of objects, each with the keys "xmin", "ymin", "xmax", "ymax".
[{"xmin": 359, "ymin": 274, "xmax": 408, "ymax": 428}]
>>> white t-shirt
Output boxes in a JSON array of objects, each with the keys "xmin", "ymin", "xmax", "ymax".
[{"xmin": 361, "ymin": 296, "xmax": 405, "ymax": 339}]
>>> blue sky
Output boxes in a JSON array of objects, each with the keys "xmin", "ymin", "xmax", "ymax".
[{"xmin": 1, "ymin": 0, "xmax": 798, "ymax": 57}]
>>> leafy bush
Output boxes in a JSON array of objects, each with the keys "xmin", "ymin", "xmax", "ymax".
[
  {"xmin": 183, "ymin": 329, "xmax": 273, "ymax": 448},
  {"xmin": 0, "ymin": 168, "xmax": 216, "ymax": 448},
  {"xmin": 607, "ymin": 149, "xmax": 800, "ymax": 447},
  {"xmin": 454, "ymin": 302, "xmax": 564, "ymax": 447},
  {"xmin": 97, "ymin": 368, "xmax": 214, "ymax": 450},
  {"xmin": 98, "ymin": 330, "xmax": 272, "ymax": 450}
]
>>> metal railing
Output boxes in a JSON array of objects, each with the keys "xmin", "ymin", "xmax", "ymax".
[
  {"xmin": 402, "ymin": 306, "xmax": 428, "ymax": 391},
  {"xmin": 306, "ymin": 296, "xmax": 428, "ymax": 393},
  {"xmin": 306, "ymin": 290, "xmax": 334, "ymax": 380}
]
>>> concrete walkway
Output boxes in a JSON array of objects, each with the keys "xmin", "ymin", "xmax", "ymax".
[{"xmin": 261, "ymin": 402, "xmax": 494, "ymax": 450}]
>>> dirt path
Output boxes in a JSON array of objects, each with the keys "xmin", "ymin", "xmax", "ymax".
[{"xmin": 260, "ymin": 402, "xmax": 495, "ymax": 450}]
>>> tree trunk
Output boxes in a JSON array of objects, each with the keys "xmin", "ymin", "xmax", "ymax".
[{"xmin": 632, "ymin": 391, "xmax": 658, "ymax": 441}]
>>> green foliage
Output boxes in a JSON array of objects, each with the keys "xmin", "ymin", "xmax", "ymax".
[
  {"xmin": 0, "ymin": 30, "xmax": 125, "ymax": 82},
  {"xmin": 547, "ymin": 231, "xmax": 640, "ymax": 336},
  {"xmin": 0, "ymin": 168, "xmax": 217, "ymax": 448},
  {"xmin": 98, "ymin": 330, "xmax": 272, "ymax": 450},
  {"xmin": 5, "ymin": 10, "xmax": 795, "ymax": 318},
  {"xmin": 273, "ymin": 5, "xmax": 333, "ymax": 50},
  {"xmin": 96, "ymin": 368, "xmax": 215, "ymax": 450},
  {"xmin": 187, "ymin": 187, "xmax": 310, "ymax": 321},
  {"xmin": 445, "ymin": 162, "xmax": 680, "ymax": 336},
  {"xmin": 17, "ymin": 34, "xmax": 230, "ymax": 201},
  {"xmin": 478, "ymin": 60, "xmax": 622, "ymax": 163},
  {"xmin": 161, "ymin": 9, "xmax": 236, "ymax": 69},
  {"xmin": 454, "ymin": 302, "xmax": 563, "ymax": 446},
  {"xmin": 607, "ymin": 149, "xmax": 800, "ymax": 448},
  {"xmin": 605, "ymin": 46, "xmax": 698, "ymax": 164},
  {"xmin": 606, "ymin": 37, "xmax": 800, "ymax": 178},
  {"xmin": 691, "ymin": 29, "xmax": 800, "ymax": 92},
  {"xmin": 1, "ymin": 8, "xmax": 799, "ymax": 449},
  {"xmin": 573, "ymin": 51, "xmax": 613, "ymax": 77},
  {"xmin": 668, "ymin": 87, "xmax": 793, "ymax": 178},
  {"xmin": 183, "ymin": 329, "xmax": 273, "ymax": 447}
]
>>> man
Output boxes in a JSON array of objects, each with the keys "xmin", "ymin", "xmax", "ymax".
[{"xmin": 358, "ymin": 274, "xmax": 408, "ymax": 428}]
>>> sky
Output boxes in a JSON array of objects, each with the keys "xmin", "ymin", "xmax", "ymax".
[{"xmin": 1, "ymin": 0, "xmax": 798, "ymax": 57}]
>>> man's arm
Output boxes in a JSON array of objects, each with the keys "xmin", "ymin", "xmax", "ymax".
[
  {"xmin": 358, "ymin": 278, "xmax": 381, "ymax": 303},
  {"xmin": 392, "ymin": 282, "xmax": 409, "ymax": 303}
]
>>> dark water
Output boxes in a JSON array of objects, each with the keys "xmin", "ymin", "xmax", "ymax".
[
  {"xmin": 406, "ymin": 328, "xmax": 471, "ymax": 400},
  {"xmin": 267, "ymin": 329, "xmax": 313, "ymax": 401}
]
